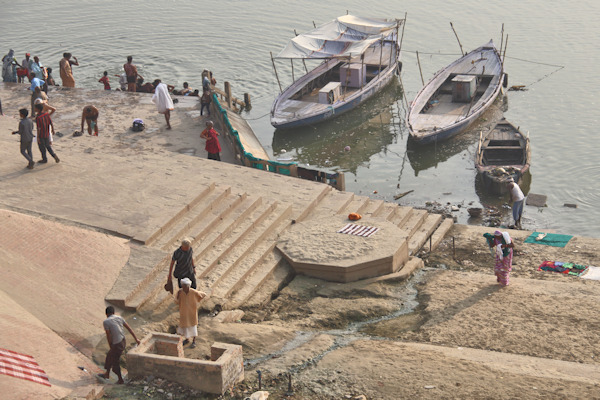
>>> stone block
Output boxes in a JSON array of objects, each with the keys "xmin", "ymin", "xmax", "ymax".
[
  {"xmin": 277, "ymin": 216, "xmax": 408, "ymax": 282},
  {"xmin": 526, "ymin": 193, "xmax": 547, "ymax": 207},
  {"xmin": 213, "ymin": 309, "xmax": 245, "ymax": 323}
]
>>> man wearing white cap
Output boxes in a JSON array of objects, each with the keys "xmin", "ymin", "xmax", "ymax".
[
  {"xmin": 176, "ymin": 277, "xmax": 207, "ymax": 348},
  {"xmin": 507, "ymin": 177, "xmax": 524, "ymax": 229}
]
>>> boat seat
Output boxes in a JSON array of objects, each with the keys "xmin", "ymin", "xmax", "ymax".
[{"xmin": 483, "ymin": 146, "xmax": 523, "ymax": 150}]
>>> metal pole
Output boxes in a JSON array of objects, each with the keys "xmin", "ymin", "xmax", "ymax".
[
  {"xmin": 450, "ymin": 22, "xmax": 465, "ymax": 56},
  {"xmin": 270, "ymin": 51, "xmax": 283, "ymax": 93},
  {"xmin": 416, "ymin": 51, "xmax": 425, "ymax": 86}
]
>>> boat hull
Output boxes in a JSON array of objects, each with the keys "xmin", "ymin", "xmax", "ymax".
[
  {"xmin": 271, "ymin": 65, "xmax": 398, "ymax": 129},
  {"xmin": 408, "ymin": 40, "xmax": 504, "ymax": 144}
]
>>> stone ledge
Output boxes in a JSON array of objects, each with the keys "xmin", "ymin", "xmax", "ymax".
[{"xmin": 127, "ymin": 333, "xmax": 244, "ymax": 395}]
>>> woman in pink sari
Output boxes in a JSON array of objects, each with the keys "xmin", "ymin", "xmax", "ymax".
[{"xmin": 489, "ymin": 230, "xmax": 514, "ymax": 286}]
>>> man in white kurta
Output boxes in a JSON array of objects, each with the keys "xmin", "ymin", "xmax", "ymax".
[{"xmin": 176, "ymin": 277, "xmax": 207, "ymax": 348}]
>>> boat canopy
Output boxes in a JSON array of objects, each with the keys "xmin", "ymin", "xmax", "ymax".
[{"xmin": 276, "ymin": 15, "xmax": 400, "ymax": 59}]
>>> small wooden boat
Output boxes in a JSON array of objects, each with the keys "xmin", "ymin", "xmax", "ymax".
[
  {"xmin": 475, "ymin": 118, "xmax": 531, "ymax": 194},
  {"xmin": 408, "ymin": 40, "xmax": 506, "ymax": 144},
  {"xmin": 270, "ymin": 15, "xmax": 405, "ymax": 129}
]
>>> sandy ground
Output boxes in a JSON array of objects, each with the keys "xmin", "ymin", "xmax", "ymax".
[
  {"xmin": 105, "ymin": 223, "xmax": 600, "ymax": 399},
  {"xmin": 2, "ymin": 84, "xmax": 600, "ymax": 399}
]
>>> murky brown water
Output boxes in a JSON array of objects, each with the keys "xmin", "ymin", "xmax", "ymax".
[{"xmin": 3, "ymin": 0, "xmax": 599, "ymax": 237}]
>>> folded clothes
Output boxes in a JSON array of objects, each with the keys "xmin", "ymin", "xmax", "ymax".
[{"xmin": 538, "ymin": 261, "xmax": 589, "ymax": 277}]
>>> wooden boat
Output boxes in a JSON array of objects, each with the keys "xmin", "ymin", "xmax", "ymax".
[
  {"xmin": 270, "ymin": 15, "xmax": 405, "ymax": 129},
  {"xmin": 475, "ymin": 118, "xmax": 531, "ymax": 194},
  {"xmin": 408, "ymin": 40, "xmax": 506, "ymax": 144}
]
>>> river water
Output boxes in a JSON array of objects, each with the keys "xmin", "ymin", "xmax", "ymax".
[{"xmin": 2, "ymin": 1, "xmax": 599, "ymax": 237}]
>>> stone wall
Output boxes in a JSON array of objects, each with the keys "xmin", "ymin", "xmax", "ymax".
[{"xmin": 127, "ymin": 333, "xmax": 244, "ymax": 394}]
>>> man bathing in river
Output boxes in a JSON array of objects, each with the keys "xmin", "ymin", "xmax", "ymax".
[{"xmin": 124, "ymin": 56, "xmax": 142, "ymax": 92}]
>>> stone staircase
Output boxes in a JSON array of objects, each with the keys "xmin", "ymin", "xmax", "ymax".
[{"xmin": 106, "ymin": 183, "xmax": 453, "ymax": 315}]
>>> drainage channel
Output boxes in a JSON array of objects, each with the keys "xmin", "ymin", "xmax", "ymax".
[{"xmin": 245, "ymin": 268, "xmax": 432, "ymax": 373}]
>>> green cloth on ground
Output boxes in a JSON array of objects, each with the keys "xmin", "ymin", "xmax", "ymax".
[{"xmin": 524, "ymin": 232, "xmax": 573, "ymax": 247}]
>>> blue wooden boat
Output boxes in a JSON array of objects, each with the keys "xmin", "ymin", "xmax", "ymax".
[
  {"xmin": 408, "ymin": 40, "xmax": 505, "ymax": 144},
  {"xmin": 270, "ymin": 15, "xmax": 405, "ymax": 129}
]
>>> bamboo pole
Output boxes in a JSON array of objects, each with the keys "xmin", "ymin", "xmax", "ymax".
[
  {"xmin": 270, "ymin": 52, "xmax": 282, "ymax": 93},
  {"xmin": 502, "ymin": 34, "xmax": 509, "ymax": 65},
  {"xmin": 450, "ymin": 22, "xmax": 465, "ymax": 56},
  {"xmin": 378, "ymin": 38, "xmax": 384, "ymax": 76},
  {"xmin": 416, "ymin": 51, "xmax": 425, "ymax": 86},
  {"xmin": 499, "ymin": 23, "xmax": 504, "ymax": 58},
  {"xmin": 398, "ymin": 13, "xmax": 407, "ymax": 53},
  {"xmin": 291, "ymin": 59, "xmax": 295, "ymax": 82},
  {"xmin": 361, "ymin": 54, "xmax": 364, "ymax": 90}
]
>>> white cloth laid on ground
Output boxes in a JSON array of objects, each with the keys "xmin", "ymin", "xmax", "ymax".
[
  {"xmin": 580, "ymin": 265, "xmax": 600, "ymax": 280},
  {"xmin": 177, "ymin": 325, "xmax": 198, "ymax": 338},
  {"xmin": 151, "ymin": 83, "xmax": 174, "ymax": 113}
]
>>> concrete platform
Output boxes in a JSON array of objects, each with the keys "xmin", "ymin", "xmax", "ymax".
[{"xmin": 277, "ymin": 216, "xmax": 409, "ymax": 282}]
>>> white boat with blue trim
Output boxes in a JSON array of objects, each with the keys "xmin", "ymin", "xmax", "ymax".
[
  {"xmin": 408, "ymin": 40, "xmax": 506, "ymax": 144},
  {"xmin": 270, "ymin": 15, "xmax": 405, "ymax": 129}
]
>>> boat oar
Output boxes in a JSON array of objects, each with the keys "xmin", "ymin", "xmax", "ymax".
[
  {"xmin": 449, "ymin": 22, "xmax": 465, "ymax": 56},
  {"xmin": 416, "ymin": 51, "xmax": 425, "ymax": 86}
]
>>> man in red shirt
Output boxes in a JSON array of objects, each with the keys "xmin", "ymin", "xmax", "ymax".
[
  {"xmin": 35, "ymin": 103, "xmax": 59, "ymax": 163},
  {"xmin": 123, "ymin": 56, "xmax": 142, "ymax": 92},
  {"xmin": 200, "ymin": 120, "xmax": 221, "ymax": 161}
]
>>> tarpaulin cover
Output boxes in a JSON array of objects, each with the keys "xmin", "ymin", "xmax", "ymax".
[{"xmin": 276, "ymin": 15, "xmax": 400, "ymax": 59}]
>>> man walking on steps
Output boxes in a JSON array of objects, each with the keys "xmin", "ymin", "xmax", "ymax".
[{"xmin": 167, "ymin": 238, "xmax": 197, "ymax": 289}]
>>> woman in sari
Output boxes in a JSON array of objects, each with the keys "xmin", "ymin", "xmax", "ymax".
[
  {"xmin": 2, "ymin": 49, "xmax": 19, "ymax": 82},
  {"xmin": 59, "ymin": 53, "xmax": 76, "ymax": 87},
  {"xmin": 487, "ymin": 230, "xmax": 514, "ymax": 286}
]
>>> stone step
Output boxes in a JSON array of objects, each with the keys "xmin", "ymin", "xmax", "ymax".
[
  {"xmin": 294, "ymin": 184, "xmax": 333, "ymax": 222},
  {"xmin": 153, "ymin": 186, "xmax": 234, "ymax": 250},
  {"xmin": 194, "ymin": 201, "xmax": 281, "ymax": 277},
  {"xmin": 105, "ymin": 245, "xmax": 169, "ymax": 309},
  {"xmin": 187, "ymin": 195, "xmax": 263, "ymax": 259},
  {"xmin": 388, "ymin": 206, "xmax": 414, "ymax": 227},
  {"xmin": 312, "ymin": 190, "xmax": 355, "ymax": 216},
  {"xmin": 338, "ymin": 196, "xmax": 370, "ymax": 215},
  {"xmin": 398, "ymin": 208, "xmax": 428, "ymax": 238},
  {"xmin": 232, "ymin": 259, "xmax": 295, "ymax": 310},
  {"xmin": 144, "ymin": 183, "xmax": 216, "ymax": 246},
  {"xmin": 127, "ymin": 199, "xmax": 273, "ymax": 313},
  {"xmin": 213, "ymin": 244, "xmax": 283, "ymax": 302},
  {"xmin": 162, "ymin": 190, "xmax": 247, "ymax": 252},
  {"xmin": 124, "ymin": 267, "xmax": 169, "ymax": 311},
  {"xmin": 408, "ymin": 214, "xmax": 443, "ymax": 255},
  {"xmin": 379, "ymin": 203, "xmax": 400, "ymax": 221},
  {"xmin": 362, "ymin": 199, "xmax": 386, "ymax": 217},
  {"xmin": 429, "ymin": 218, "xmax": 454, "ymax": 252},
  {"xmin": 169, "ymin": 192, "xmax": 251, "ymax": 253},
  {"xmin": 197, "ymin": 204, "xmax": 293, "ymax": 287}
]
